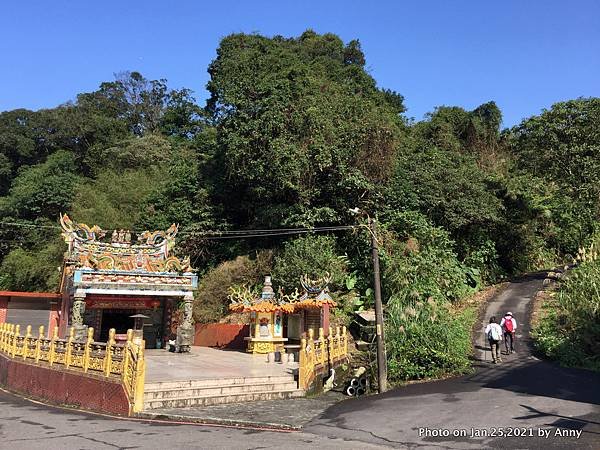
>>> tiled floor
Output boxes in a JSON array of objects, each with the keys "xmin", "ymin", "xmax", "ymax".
[{"xmin": 144, "ymin": 347, "xmax": 296, "ymax": 383}]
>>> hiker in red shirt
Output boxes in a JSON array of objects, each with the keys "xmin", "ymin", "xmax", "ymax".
[{"xmin": 500, "ymin": 312, "xmax": 517, "ymax": 354}]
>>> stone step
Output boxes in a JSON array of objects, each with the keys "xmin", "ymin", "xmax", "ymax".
[
  {"xmin": 144, "ymin": 381, "xmax": 299, "ymax": 400},
  {"xmin": 143, "ymin": 389, "xmax": 305, "ymax": 410},
  {"xmin": 144, "ymin": 375, "xmax": 295, "ymax": 391}
]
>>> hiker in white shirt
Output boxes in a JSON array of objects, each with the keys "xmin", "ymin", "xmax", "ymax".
[
  {"xmin": 484, "ymin": 316, "xmax": 503, "ymax": 364},
  {"xmin": 500, "ymin": 312, "xmax": 517, "ymax": 354}
]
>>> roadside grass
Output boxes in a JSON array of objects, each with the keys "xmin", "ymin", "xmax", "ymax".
[
  {"xmin": 532, "ymin": 259, "xmax": 600, "ymax": 372},
  {"xmin": 384, "ymin": 283, "xmax": 506, "ymax": 385}
]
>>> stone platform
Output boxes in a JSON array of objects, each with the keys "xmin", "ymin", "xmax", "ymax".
[{"xmin": 143, "ymin": 347, "xmax": 302, "ymax": 410}]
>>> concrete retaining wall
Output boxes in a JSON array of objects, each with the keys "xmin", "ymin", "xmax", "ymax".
[{"xmin": 0, "ymin": 352, "xmax": 130, "ymax": 415}]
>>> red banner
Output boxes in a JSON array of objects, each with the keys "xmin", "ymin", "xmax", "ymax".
[{"xmin": 85, "ymin": 298, "xmax": 161, "ymax": 309}]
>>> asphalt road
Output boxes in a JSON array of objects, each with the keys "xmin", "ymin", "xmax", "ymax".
[
  {"xmin": 0, "ymin": 388, "xmax": 387, "ymax": 450},
  {"xmin": 305, "ymin": 273, "xmax": 600, "ymax": 449},
  {"xmin": 1, "ymin": 273, "xmax": 598, "ymax": 449}
]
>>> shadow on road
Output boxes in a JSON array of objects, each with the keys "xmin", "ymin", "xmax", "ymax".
[{"xmin": 466, "ymin": 358, "xmax": 600, "ymax": 406}]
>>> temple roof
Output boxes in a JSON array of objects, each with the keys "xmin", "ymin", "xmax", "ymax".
[{"xmin": 60, "ymin": 214, "xmax": 193, "ymax": 275}]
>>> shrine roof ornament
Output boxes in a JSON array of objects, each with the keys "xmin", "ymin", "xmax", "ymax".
[
  {"xmin": 296, "ymin": 272, "xmax": 336, "ymax": 309},
  {"xmin": 228, "ymin": 276, "xmax": 295, "ymax": 313},
  {"xmin": 59, "ymin": 214, "xmax": 193, "ymax": 274},
  {"xmin": 228, "ymin": 273, "xmax": 336, "ymax": 314}
]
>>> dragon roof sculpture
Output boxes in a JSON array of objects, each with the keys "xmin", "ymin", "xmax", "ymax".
[
  {"xmin": 228, "ymin": 273, "xmax": 336, "ymax": 314},
  {"xmin": 60, "ymin": 214, "xmax": 193, "ymax": 274},
  {"xmin": 296, "ymin": 272, "xmax": 337, "ymax": 309}
]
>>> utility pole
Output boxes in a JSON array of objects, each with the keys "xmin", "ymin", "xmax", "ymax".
[{"xmin": 369, "ymin": 217, "xmax": 387, "ymax": 393}]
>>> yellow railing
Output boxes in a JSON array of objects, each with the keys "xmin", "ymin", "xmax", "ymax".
[
  {"xmin": 299, "ymin": 326, "xmax": 348, "ymax": 391},
  {"xmin": 0, "ymin": 323, "xmax": 145, "ymax": 414}
]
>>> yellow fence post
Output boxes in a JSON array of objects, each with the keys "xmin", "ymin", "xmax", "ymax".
[
  {"xmin": 104, "ymin": 328, "xmax": 115, "ymax": 377},
  {"xmin": 49, "ymin": 327, "xmax": 58, "ymax": 366},
  {"xmin": 133, "ymin": 340, "xmax": 146, "ymax": 413},
  {"xmin": 65, "ymin": 327, "xmax": 74, "ymax": 369},
  {"xmin": 121, "ymin": 330, "xmax": 132, "ymax": 389},
  {"xmin": 299, "ymin": 337, "xmax": 307, "ymax": 390},
  {"xmin": 318, "ymin": 328, "xmax": 326, "ymax": 365},
  {"xmin": 35, "ymin": 325, "xmax": 44, "ymax": 362},
  {"xmin": 83, "ymin": 327, "xmax": 93, "ymax": 372},
  {"xmin": 0, "ymin": 324, "xmax": 5, "ymax": 353},
  {"xmin": 328, "ymin": 327, "xmax": 334, "ymax": 365},
  {"xmin": 12, "ymin": 324, "xmax": 20, "ymax": 358},
  {"xmin": 23, "ymin": 325, "xmax": 31, "ymax": 360}
]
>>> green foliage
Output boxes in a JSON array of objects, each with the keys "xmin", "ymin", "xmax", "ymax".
[
  {"xmin": 272, "ymin": 234, "xmax": 348, "ymax": 292},
  {"xmin": 208, "ymin": 31, "xmax": 406, "ymax": 227},
  {"xmin": 193, "ymin": 251, "xmax": 273, "ymax": 323},
  {"xmin": 386, "ymin": 298, "xmax": 475, "ymax": 381},
  {"xmin": 533, "ymin": 255, "xmax": 600, "ymax": 371},
  {"xmin": 508, "ymin": 98, "xmax": 600, "ymax": 255},
  {"xmin": 71, "ymin": 167, "xmax": 163, "ymax": 230},
  {"xmin": 84, "ymin": 133, "xmax": 173, "ymax": 175},
  {"xmin": 0, "ymin": 235, "xmax": 63, "ymax": 292},
  {"xmin": 382, "ymin": 211, "xmax": 476, "ymax": 303},
  {"xmin": 379, "ymin": 211, "xmax": 480, "ymax": 382},
  {"xmin": 0, "ymin": 150, "xmax": 80, "ymax": 220}
]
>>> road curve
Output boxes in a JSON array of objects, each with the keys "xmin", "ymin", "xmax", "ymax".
[{"xmin": 305, "ymin": 273, "xmax": 600, "ymax": 449}]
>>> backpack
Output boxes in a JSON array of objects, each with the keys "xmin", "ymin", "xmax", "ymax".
[
  {"xmin": 487, "ymin": 325, "xmax": 501, "ymax": 341},
  {"xmin": 504, "ymin": 317, "xmax": 514, "ymax": 333}
]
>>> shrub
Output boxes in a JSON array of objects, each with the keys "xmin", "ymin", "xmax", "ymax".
[
  {"xmin": 385, "ymin": 296, "xmax": 474, "ymax": 381},
  {"xmin": 272, "ymin": 234, "xmax": 348, "ymax": 292},
  {"xmin": 533, "ymin": 249, "xmax": 600, "ymax": 371},
  {"xmin": 193, "ymin": 251, "xmax": 273, "ymax": 323}
]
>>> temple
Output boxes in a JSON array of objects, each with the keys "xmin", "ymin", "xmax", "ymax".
[{"xmin": 57, "ymin": 214, "xmax": 197, "ymax": 349}]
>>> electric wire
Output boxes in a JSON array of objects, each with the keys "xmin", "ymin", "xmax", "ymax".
[{"xmin": 0, "ymin": 221, "xmax": 358, "ymax": 241}]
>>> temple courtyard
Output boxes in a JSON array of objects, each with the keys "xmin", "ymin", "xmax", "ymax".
[{"xmin": 145, "ymin": 347, "xmax": 296, "ymax": 383}]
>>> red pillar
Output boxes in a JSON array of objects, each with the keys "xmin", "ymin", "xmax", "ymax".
[
  {"xmin": 322, "ymin": 304, "xmax": 330, "ymax": 336},
  {"xmin": 0, "ymin": 296, "xmax": 8, "ymax": 323},
  {"xmin": 58, "ymin": 292, "xmax": 70, "ymax": 338},
  {"xmin": 48, "ymin": 301, "xmax": 59, "ymax": 338}
]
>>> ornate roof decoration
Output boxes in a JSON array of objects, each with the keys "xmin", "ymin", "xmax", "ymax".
[
  {"xmin": 228, "ymin": 274, "xmax": 336, "ymax": 314},
  {"xmin": 296, "ymin": 272, "xmax": 336, "ymax": 309},
  {"xmin": 60, "ymin": 214, "xmax": 193, "ymax": 274},
  {"xmin": 228, "ymin": 276, "xmax": 296, "ymax": 313}
]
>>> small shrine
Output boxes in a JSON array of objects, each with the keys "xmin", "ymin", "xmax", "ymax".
[
  {"xmin": 58, "ymin": 214, "xmax": 197, "ymax": 350},
  {"xmin": 228, "ymin": 276, "xmax": 293, "ymax": 354},
  {"xmin": 228, "ymin": 274, "xmax": 337, "ymax": 354}
]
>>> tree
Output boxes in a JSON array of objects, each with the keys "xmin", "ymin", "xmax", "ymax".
[
  {"xmin": 207, "ymin": 31, "xmax": 407, "ymax": 228},
  {"xmin": 509, "ymin": 98, "xmax": 600, "ymax": 252},
  {"xmin": 0, "ymin": 150, "xmax": 80, "ymax": 220}
]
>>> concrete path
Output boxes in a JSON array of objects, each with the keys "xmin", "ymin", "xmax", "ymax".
[
  {"xmin": 305, "ymin": 273, "xmax": 600, "ymax": 449},
  {"xmin": 145, "ymin": 347, "xmax": 296, "ymax": 383}
]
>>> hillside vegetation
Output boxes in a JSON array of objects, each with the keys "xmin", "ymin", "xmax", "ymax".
[{"xmin": 1, "ymin": 31, "xmax": 598, "ymax": 381}]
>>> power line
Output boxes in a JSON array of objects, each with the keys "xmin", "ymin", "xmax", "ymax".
[{"xmin": 0, "ymin": 221, "xmax": 357, "ymax": 240}]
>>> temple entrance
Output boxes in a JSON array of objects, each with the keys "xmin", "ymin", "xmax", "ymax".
[{"xmin": 99, "ymin": 309, "xmax": 135, "ymax": 342}]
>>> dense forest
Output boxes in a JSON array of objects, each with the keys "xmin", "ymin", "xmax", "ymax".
[{"xmin": 1, "ymin": 31, "xmax": 598, "ymax": 380}]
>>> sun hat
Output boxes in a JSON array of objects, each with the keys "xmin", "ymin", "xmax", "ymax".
[{"xmin": 506, "ymin": 312, "xmax": 513, "ymax": 316}]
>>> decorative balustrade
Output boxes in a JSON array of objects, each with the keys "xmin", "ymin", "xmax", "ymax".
[
  {"xmin": 298, "ymin": 326, "xmax": 348, "ymax": 391},
  {"xmin": 0, "ymin": 323, "xmax": 145, "ymax": 413}
]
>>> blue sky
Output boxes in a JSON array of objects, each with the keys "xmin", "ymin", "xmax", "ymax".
[{"xmin": 1, "ymin": 1, "xmax": 598, "ymax": 127}]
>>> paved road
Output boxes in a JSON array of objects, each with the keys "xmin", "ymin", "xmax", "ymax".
[
  {"xmin": 305, "ymin": 273, "xmax": 600, "ymax": 448},
  {"xmin": 0, "ymin": 388, "xmax": 387, "ymax": 449}
]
